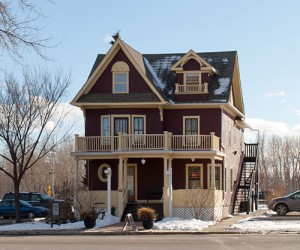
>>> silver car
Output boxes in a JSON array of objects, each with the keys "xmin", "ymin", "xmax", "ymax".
[{"xmin": 268, "ymin": 190, "xmax": 300, "ymax": 215}]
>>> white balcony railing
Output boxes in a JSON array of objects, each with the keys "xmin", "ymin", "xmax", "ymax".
[
  {"xmin": 175, "ymin": 83, "xmax": 209, "ymax": 94},
  {"xmin": 75, "ymin": 132, "xmax": 220, "ymax": 153}
]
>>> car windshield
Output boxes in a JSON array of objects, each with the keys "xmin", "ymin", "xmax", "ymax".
[{"xmin": 39, "ymin": 194, "xmax": 52, "ymax": 201}]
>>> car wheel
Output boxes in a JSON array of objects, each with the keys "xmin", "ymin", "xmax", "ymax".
[
  {"xmin": 27, "ymin": 211, "xmax": 36, "ymax": 220},
  {"xmin": 275, "ymin": 203, "xmax": 288, "ymax": 216}
]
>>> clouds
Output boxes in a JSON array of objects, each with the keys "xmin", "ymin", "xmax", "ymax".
[
  {"xmin": 264, "ymin": 91, "xmax": 285, "ymax": 99},
  {"xmin": 245, "ymin": 117, "xmax": 300, "ymax": 139}
]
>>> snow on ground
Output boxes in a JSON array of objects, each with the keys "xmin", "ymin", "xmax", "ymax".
[
  {"xmin": 1, "ymin": 208, "xmax": 300, "ymax": 233},
  {"xmin": 153, "ymin": 217, "xmax": 215, "ymax": 231},
  {"xmin": 0, "ymin": 214, "xmax": 119, "ymax": 231}
]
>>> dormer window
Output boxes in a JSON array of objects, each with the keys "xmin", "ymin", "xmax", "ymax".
[
  {"xmin": 185, "ymin": 72, "xmax": 200, "ymax": 84},
  {"xmin": 111, "ymin": 61, "xmax": 130, "ymax": 93}
]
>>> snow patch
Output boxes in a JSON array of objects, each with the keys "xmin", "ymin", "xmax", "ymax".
[
  {"xmin": 214, "ymin": 77, "xmax": 230, "ymax": 95},
  {"xmin": 144, "ymin": 57, "xmax": 164, "ymax": 90},
  {"xmin": 153, "ymin": 217, "xmax": 215, "ymax": 231}
]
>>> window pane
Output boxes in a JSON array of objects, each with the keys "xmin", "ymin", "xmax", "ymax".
[
  {"xmin": 115, "ymin": 73, "xmax": 127, "ymax": 83},
  {"xmin": 114, "ymin": 83, "xmax": 127, "ymax": 93},
  {"xmin": 186, "ymin": 73, "xmax": 199, "ymax": 84},
  {"xmin": 188, "ymin": 166, "xmax": 200, "ymax": 189},
  {"xmin": 185, "ymin": 118, "xmax": 198, "ymax": 135},
  {"xmin": 134, "ymin": 117, "xmax": 144, "ymax": 134},
  {"xmin": 102, "ymin": 117, "xmax": 110, "ymax": 136}
]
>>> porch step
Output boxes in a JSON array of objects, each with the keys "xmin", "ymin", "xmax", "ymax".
[{"xmin": 121, "ymin": 202, "xmax": 164, "ymax": 222}]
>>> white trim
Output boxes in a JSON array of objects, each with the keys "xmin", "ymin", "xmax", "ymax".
[
  {"xmin": 98, "ymin": 163, "xmax": 111, "ymax": 182},
  {"xmin": 207, "ymin": 164, "xmax": 222, "ymax": 190},
  {"xmin": 112, "ymin": 72, "xmax": 129, "ymax": 93}
]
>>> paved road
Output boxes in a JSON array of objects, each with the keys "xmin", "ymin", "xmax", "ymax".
[{"xmin": 0, "ymin": 235, "xmax": 300, "ymax": 250}]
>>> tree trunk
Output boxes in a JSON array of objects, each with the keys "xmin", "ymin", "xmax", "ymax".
[{"xmin": 13, "ymin": 176, "xmax": 21, "ymax": 223}]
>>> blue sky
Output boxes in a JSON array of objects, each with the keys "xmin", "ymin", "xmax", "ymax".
[{"xmin": 3, "ymin": 0, "xmax": 300, "ymax": 136}]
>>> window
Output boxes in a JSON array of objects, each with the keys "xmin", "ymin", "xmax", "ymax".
[
  {"xmin": 224, "ymin": 168, "xmax": 227, "ymax": 192},
  {"xmin": 101, "ymin": 116, "xmax": 110, "ymax": 144},
  {"xmin": 183, "ymin": 116, "xmax": 199, "ymax": 145},
  {"xmin": 132, "ymin": 116, "xmax": 145, "ymax": 144},
  {"xmin": 208, "ymin": 164, "xmax": 222, "ymax": 190},
  {"xmin": 185, "ymin": 72, "xmax": 200, "ymax": 84},
  {"xmin": 113, "ymin": 72, "xmax": 128, "ymax": 93},
  {"xmin": 114, "ymin": 117, "xmax": 129, "ymax": 135},
  {"xmin": 186, "ymin": 164, "xmax": 203, "ymax": 189},
  {"xmin": 111, "ymin": 61, "xmax": 130, "ymax": 93}
]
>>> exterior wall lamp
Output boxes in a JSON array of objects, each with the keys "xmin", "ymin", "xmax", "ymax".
[{"xmin": 141, "ymin": 158, "xmax": 146, "ymax": 165}]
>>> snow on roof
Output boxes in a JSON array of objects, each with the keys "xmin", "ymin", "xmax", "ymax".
[
  {"xmin": 144, "ymin": 57, "xmax": 165, "ymax": 90},
  {"xmin": 147, "ymin": 55, "xmax": 181, "ymax": 85},
  {"xmin": 214, "ymin": 77, "xmax": 231, "ymax": 95}
]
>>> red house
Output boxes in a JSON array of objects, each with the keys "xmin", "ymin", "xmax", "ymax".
[{"xmin": 71, "ymin": 39, "xmax": 259, "ymax": 221}]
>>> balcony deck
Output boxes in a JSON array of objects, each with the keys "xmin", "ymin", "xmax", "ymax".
[{"xmin": 74, "ymin": 132, "xmax": 220, "ymax": 153}]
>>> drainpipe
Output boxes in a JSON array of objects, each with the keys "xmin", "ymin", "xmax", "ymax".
[{"xmin": 105, "ymin": 167, "xmax": 112, "ymax": 215}]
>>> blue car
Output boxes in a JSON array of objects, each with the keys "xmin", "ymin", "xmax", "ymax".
[{"xmin": 0, "ymin": 199, "xmax": 48, "ymax": 219}]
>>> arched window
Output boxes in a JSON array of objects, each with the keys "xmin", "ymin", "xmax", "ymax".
[{"xmin": 111, "ymin": 61, "xmax": 129, "ymax": 93}]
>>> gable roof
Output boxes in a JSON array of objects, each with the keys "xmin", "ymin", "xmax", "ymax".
[{"xmin": 72, "ymin": 40, "xmax": 244, "ymax": 114}]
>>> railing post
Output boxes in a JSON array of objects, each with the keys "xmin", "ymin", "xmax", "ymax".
[
  {"xmin": 204, "ymin": 83, "xmax": 208, "ymax": 93},
  {"xmin": 118, "ymin": 133, "xmax": 123, "ymax": 151},
  {"xmin": 210, "ymin": 132, "xmax": 215, "ymax": 150},
  {"xmin": 75, "ymin": 134, "xmax": 79, "ymax": 152},
  {"xmin": 175, "ymin": 83, "xmax": 179, "ymax": 94},
  {"xmin": 164, "ymin": 131, "xmax": 172, "ymax": 150}
]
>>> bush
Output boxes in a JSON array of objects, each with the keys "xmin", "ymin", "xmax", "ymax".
[{"xmin": 137, "ymin": 207, "xmax": 157, "ymax": 221}]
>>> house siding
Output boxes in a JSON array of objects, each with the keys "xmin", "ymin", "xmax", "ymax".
[
  {"xmin": 221, "ymin": 110, "xmax": 244, "ymax": 207},
  {"xmin": 163, "ymin": 108, "xmax": 222, "ymax": 137},
  {"xmin": 85, "ymin": 108, "xmax": 162, "ymax": 136}
]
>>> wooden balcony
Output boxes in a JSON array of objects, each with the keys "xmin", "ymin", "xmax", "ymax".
[
  {"xmin": 175, "ymin": 83, "xmax": 209, "ymax": 94},
  {"xmin": 74, "ymin": 132, "xmax": 220, "ymax": 153}
]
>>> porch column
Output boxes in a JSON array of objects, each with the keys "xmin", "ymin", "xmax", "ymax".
[
  {"xmin": 167, "ymin": 159, "xmax": 173, "ymax": 217},
  {"xmin": 118, "ymin": 158, "xmax": 124, "ymax": 218},
  {"xmin": 123, "ymin": 158, "xmax": 128, "ymax": 203},
  {"xmin": 211, "ymin": 158, "xmax": 216, "ymax": 189},
  {"xmin": 73, "ymin": 159, "xmax": 79, "ymax": 209},
  {"xmin": 163, "ymin": 157, "xmax": 169, "ymax": 217}
]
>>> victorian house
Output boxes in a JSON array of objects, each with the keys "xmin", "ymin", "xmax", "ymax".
[{"xmin": 71, "ymin": 39, "xmax": 258, "ymax": 221}]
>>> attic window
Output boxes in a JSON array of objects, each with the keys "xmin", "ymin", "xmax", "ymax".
[
  {"xmin": 112, "ymin": 61, "xmax": 129, "ymax": 93},
  {"xmin": 185, "ymin": 72, "xmax": 200, "ymax": 84}
]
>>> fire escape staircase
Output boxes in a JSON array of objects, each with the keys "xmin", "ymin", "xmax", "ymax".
[{"xmin": 232, "ymin": 143, "xmax": 259, "ymax": 215}]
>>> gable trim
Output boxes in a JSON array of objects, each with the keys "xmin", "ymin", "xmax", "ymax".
[
  {"xmin": 71, "ymin": 40, "xmax": 166, "ymax": 106},
  {"xmin": 171, "ymin": 50, "xmax": 217, "ymax": 74}
]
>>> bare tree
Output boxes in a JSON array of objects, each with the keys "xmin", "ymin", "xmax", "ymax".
[
  {"xmin": 0, "ymin": 68, "xmax": 70, "ymax": 223},
  {"xmin": 0, "ymin": 0, "xmax": 50, "ymax": 63}
]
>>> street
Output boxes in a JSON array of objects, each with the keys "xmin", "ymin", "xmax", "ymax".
[{"xmin": 0, "ymin": 234, "xmax": 300, "ymax": 250}]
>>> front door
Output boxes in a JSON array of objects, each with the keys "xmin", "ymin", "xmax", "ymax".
[{"xmin": 127, "ymin": 165, "xmax": 136, "ymax": 202}]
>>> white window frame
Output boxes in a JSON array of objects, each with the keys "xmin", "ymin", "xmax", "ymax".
[
  {"xmin": 183, "ymin": 116, "xmax": 200, "ymax": 146},
  {"xmin": 113, "ymin": 72, "xmax": 129, "ymax": 93},
  {"xmin": 186, "ymin": 164, "xmax": 203, "ymax": 189},
  {"xmin": 184, "ymin": 71, "xmax": 201, "ymax": 85},
  {"xmin": 207, "ymin": 164, "xmax": 222, "ymax": 190}
]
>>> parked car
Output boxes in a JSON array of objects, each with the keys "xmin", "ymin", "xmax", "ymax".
[
  {"xmin": 268, "ymin": 190, "xmax": 300, "ymax": 215},
  {"xmin": 2, "ymin": 192, "xmax": 53, "ymax": 209},
  {"xmin": 0, "ymin": 199, "xmax": 48, "ymax": 219}
]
